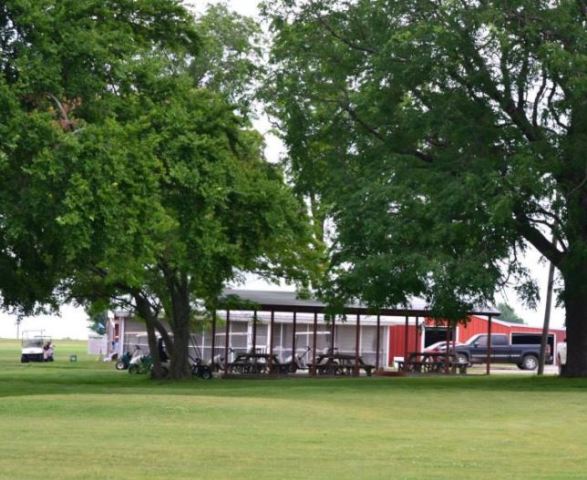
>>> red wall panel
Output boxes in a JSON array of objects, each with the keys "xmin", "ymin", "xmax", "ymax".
[
  {"xmin": 389, "ymin": 323, "xmax": 422, "ymax": 363},
  {"xmin": 389, "ymin": 315, "xmax": 566, "ymax": 366}
]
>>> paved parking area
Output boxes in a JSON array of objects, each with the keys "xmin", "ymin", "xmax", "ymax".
[{"xmin": 468, "ymin": 364, "xmax": 559, "ymax": 375}]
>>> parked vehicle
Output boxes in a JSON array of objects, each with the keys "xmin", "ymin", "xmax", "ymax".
[
  {"xmin": 115, "ymin": 351, "xmax": 132, "ymax": 370},
  {"xmin": 21, "ymin": 333, "xmax": 53, "ymax": 363},
  {"xmin": 128, "ymin": 346, "xmax": 152, "ymax": 374},
  {"xmin": 191, "ymin": 358, "xmax": 213, "ymax": 380},
  {"xmin": 454, "ymin": 333, "xmax": 553, "ymax": 370},
  {"xmin": 423, "ymin": 341, "xmax": 464, "ymax": 353}
]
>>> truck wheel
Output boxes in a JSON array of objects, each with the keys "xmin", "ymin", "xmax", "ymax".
[
  {"xmin": 456, "ymin": 353, "xmax": 469, "ymax": 366},
  {"xmin": 521, "ymin": 355, "xmax": 538, "ymax": 370},
  {"xmin": 21, "ymin": 355, "xmax": 29, "ymax": 363}
]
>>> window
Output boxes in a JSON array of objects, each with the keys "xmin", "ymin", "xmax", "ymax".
[{"xmin": 492, "ymin": 335, "xmax": 508, "ymax": 346}]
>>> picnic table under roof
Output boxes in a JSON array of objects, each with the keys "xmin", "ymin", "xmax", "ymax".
[{"xmin": 209, "ymin": 289, "xmax": 501, "ymax": 377}]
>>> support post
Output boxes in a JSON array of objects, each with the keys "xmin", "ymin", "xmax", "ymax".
[
  {"xmin": 486, "ymin": 315, "xmax": 492, "ymax": 375},
  {"xmin": 414, "ymin": 316, "xmax": 420, "ymax": 354},
  {"xmin": 224, "ymin": 309, "xmax": 231, "ymax": 375},
  {"xmin": 354, "ymin": 313, "xmax": 361, "ymax": 376},
  {"xmin": 375, "ymin": 314, "xmax": 381, "ymax": 372},
  {"xmin": 404, "ymin": 316, "xmax": 409, "ymax": 360},
  {"xmin": 291, "ymin": 310, "xmax": 297, "ymax": 363},
  {"xmin": 269, "ymin": 310, "xmax": 275, "ymax": 374},
  {"xmin": 445, "ymin": 322, "xmax": 450, "ymax": 374},
  {"xmin": 312, "ymin": 311, "xmax": 318, "ymax": 376},
  {"xmin": 452, "ymin": 323, "xmax": 457, "ymax": 373},
  {"xmin": 330, "ymin": 315, "xmax": 336, "ymax": 353},
  {"xmin": 201, "ymin": 325, "xmax": 206, "ymax": 362},
  {"xmin": 252, "ymin": 310, "xmax": 257, "ymax": 354},
  {"xmin": 211, "ymin": 310, "xmax": 216, "ymax": 366},
  {"xmin": 539, "ymin": 250, "xmax": 556, "ymax": 375},
  {"xmin": 452, "ymin": 324, "xmax": 457, "ymax": 355}
]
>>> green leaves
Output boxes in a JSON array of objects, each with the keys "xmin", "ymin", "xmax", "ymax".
[
  {"xmin": 265, "ymin": 0, "xmax": 586, "ymax": 319},
  {"xmin": 0, "ymin": 0, "xmax": 199, "ymax": 312},
  {"xmin": 189, "ymin": 4, "xmax": 263, "ymax": 113}
]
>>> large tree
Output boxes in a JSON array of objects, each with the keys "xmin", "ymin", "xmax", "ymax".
[
  {"xmin": 1, "ymin": 1, "xmax": 314, "ymax": 378},
  {"xmin": 70, "ymin": 78, "xmax": 313, "ymax": 379},
  {"xmin": 263, "ymin": 0, "xmax": 587, "ymax": 375}
]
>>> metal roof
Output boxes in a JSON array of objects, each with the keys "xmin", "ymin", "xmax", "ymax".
[{"xmin": 219, "ymin": 289, "xmax": 500, "ymax": 317}]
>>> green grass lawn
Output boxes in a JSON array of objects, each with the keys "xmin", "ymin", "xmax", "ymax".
[{"xmin": 0, "ymin": 338, "xmax": 585, "ymax": 480}]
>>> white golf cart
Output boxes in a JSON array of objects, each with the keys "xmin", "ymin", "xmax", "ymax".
[{"xmin": 21, "ymin": 331, "xmax": 53, "ymax": 363}]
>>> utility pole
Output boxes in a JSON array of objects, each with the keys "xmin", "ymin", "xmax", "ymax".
[{"xmin": 538, "ymin": 244, "xmax": 556, "ymax": 375}]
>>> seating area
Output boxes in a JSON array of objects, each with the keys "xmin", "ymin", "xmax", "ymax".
[
  {"xmin": 307, "ymin": 350, "xmax": 375, "ymax": 376},
  {"xmin": 226, "ymin": 352, "xmax": 297, "ymax": 375},
  {"xmin": 396, "ymin": 352, "xmax": 468, "ymax": 375},
  {"xmin": 223, "ymin": 349, "xmax": 375, "ymax": 377}
]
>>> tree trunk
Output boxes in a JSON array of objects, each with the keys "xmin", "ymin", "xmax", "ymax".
[
  {"xmin": 133, "ymin": 293, "xmax": 167, "ymax": 379},
  {"xmin": 561, "ymin": 101, "xmax": 587, "ymax": 376},
  {"xmin": 562, "ymin": 267, "xmax": 587, "ymax": 376},
  {"xmin": 168, "ymin": 277, "xmax": 193, "ymax": 379},
  {"xmin": 170, "ymin": 316, "xmax": 192, "ymax": 378},
  {"xmin": 145, "ymin": 316, "xmax": 166, "ymax": 379},
  {"xmin": 152, "ymin": 317, "xmax": 174, "ymax": 359}
]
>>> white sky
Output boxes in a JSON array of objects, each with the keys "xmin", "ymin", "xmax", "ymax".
[{"xmin": 0, "ymin": 0, "xmax": 565, "ymax": 340}]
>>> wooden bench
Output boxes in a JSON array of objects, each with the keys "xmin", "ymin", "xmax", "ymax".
[
  {"xmin": 308, "ymin": 355, "xmax": 375, "ymax": 376},
  {"xmin": 398, "ymin": 353, "xmax": 467, "ymax": 375}
]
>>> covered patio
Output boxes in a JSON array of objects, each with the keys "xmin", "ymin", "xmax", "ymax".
[{"xmin": 205, "ymin": 289, "xmax": 500, "ymax": 377}]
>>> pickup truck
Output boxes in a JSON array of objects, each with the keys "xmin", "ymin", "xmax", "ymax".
[{"xmin": 453, "ymin": 333, "xmax": 553, "ymax": 370}]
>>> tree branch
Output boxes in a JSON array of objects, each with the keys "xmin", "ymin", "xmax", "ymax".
[
  {"xmin": 546, "ymin": 82, "xmax": 569, "ymax": 132},
  {"xmin": 514, "ymin": 213, "xmax": 564, "ymax": 266},
  {"xmin": 342, "ymin": 103, "xmax": 436, "ymax": 164},
  {"xmin": 532, "ymin": 70, "xmax": 548, "ymax": 128},
  {"xmin": 453, "ymin": 21, "xmax": 552, "ymax": 149},
  {"xmin": 341, "ymin": 104, "xmax": 385, "ymax": 141},
  {"xmin": 313, "ymin": 14, "xmax": 378, "ymax": 55}
]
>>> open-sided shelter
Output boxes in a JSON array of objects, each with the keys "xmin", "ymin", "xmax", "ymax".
[{"xmin": 105, "ymin": 289, "xmax": 506, "ymax": 374}]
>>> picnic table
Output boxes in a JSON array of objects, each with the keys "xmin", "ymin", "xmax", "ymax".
[
  {"xmin": 396, "ymin": 352, "xmax": 467, "ymax": 375},
  {"xmin": 226, "ymin": 352, "xmax": 295, "ymax": 375},
  {"xmin": 308, "ymin": 352, "xmax": 375, "ymax": 376}
]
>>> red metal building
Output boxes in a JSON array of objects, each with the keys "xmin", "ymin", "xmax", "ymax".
[{"xmin": 389, "ymin": 315, "xmax": 566, "ymax": 365}]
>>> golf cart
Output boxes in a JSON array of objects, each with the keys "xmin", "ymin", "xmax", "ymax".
[{"xmin": 21, "ymin": 331, "xmax": 53, "ymax": 363}]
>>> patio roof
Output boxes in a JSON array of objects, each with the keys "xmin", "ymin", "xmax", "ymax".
[{"xmin": 219, "ymin": 289, "xmax": 500, "ymax": 317}]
